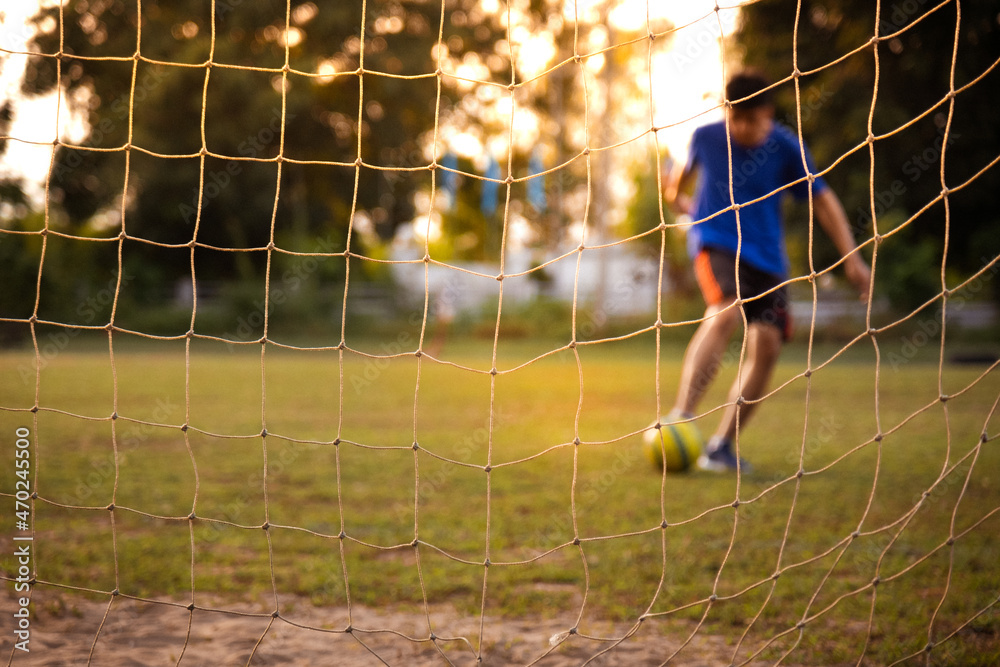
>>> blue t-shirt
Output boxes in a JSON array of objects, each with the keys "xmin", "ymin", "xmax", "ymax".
[{"xmin": 686, "ymin": 120, "xmax": 827, "ymax": 278}]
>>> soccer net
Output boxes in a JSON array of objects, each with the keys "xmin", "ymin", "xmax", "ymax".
[{"xmin": 2, "ymin": 0, "xmax": 999, "ymax": 665}]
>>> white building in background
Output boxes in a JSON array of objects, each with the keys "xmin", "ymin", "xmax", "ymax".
[{"xmin": 388, "ymin": 220, "xmax": 665, "ymax": 321}]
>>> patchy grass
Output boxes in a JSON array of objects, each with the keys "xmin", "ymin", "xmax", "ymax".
[{"xmin": 2, "ymin": 334, "xmax": 999, "ymax": 665}]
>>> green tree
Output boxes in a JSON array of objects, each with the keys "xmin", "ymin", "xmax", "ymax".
[
  {"xmin": 735, "ymin": 0, "xmax": 1000, "ymax": 307},
  {"xmin": 16, "ymin": 0, "xmax": 509, "ymax": 299}
]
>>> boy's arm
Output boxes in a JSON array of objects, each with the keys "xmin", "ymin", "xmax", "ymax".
[
  {"xmin": 663, "ymin": 159, "xmax": 698, "ymax": 216},
  {"xmin": 813, "ymin": 188, "xmax": 872, "ymax": 301}
]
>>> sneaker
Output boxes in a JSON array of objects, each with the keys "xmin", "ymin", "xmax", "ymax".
[{"xmin": 697, "ymin": 440, "xmax": 752, "ymax": 473}]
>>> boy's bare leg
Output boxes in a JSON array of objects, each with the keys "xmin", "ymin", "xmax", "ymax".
[
  {"xmin": 673, "ymin": 301, "xmax": 741, "ymax": 417},
  {"xmin": 712, "ymin": 321, "xmax": 783, "ymax": 443}
]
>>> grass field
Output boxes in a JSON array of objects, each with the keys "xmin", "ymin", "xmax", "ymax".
[{"xmin": 2, "ymin": 332, "xmax": 999, "ymax": 665}]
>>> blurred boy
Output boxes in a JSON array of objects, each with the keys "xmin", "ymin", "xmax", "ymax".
[{"xmin": 664, "ymin": 71, "xmax": 870, "ymax": 472}]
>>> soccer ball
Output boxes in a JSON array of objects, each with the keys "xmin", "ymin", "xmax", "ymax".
[{"xmin": 642, "ymin": 418, "xmax": 703, "ymax": 473}]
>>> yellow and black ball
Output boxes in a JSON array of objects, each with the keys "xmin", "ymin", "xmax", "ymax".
[{"xmin": 642, "ymin": 419, "xmax": 703, "ymax": 473}]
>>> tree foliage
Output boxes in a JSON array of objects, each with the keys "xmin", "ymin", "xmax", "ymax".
[{"xmin": 19, "ymin": 0, "xmax": 511, "ymax": 290}]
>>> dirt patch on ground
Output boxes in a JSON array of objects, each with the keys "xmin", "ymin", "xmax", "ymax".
[{"xmin": 3, "ymin": 588, "xmax": 768, "ymax": 666}]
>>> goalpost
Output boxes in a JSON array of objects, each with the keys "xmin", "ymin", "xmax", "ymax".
[{"xmin": 2, "ymin": 0, "xmax": 999, "ymax": 665}]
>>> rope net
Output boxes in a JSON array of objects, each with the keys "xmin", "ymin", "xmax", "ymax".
[{"xmin": 2, "ymin": 0, "xmax": 999, "ymax": 665}]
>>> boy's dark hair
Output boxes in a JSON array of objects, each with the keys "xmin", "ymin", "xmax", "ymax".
[{"xmin": 726, "ymin": 71, "xmax": 773, "ymax": 109}]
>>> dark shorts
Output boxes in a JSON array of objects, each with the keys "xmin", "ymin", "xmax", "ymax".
[{"xmin": 694, "ymin": 247, "xmax": 792, "ymax": 341}]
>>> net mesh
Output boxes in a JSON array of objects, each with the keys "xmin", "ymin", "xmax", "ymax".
[{"xmin": 2, "ymin": 0, "xmax": 999, "ymax": 665}]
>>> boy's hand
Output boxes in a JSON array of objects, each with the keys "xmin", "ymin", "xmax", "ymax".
[{"xmin": 844, "ymin": 254, "xmax": 872, "ymax": 303}]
